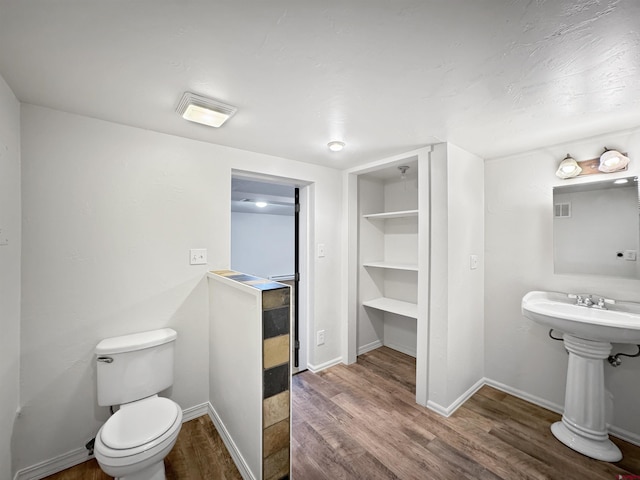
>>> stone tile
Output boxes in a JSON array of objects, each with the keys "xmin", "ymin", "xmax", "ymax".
[
  {"xmin": 263, "ymin": 419, "xmax": 290, "ymax": 458},
  {"xmin": 263, "ymin": 391, "xmax": 290, "ymax": 428},
  {"xmin": 264, "ymin": 363, "xmax": 289, "ymax": 399},
  {"xmin": 264, "ymin": 447, "xmax": 290, "ymax": 480},
  {"xmin": 262, "ymin": 288, "xmax": 290, "ymax": 310},
  {"xmin": 263, "ymin": 307, "xmax": 289, "ymax": 339},
  {"xmin": 253, "ymin": 281, "xmax": 288, "ymax": 291},
  {"xmin": 227, "ymin": 273, "xmax": 261, "ymax": 283},
  {"xmin": 264, "ymin": 335, "xmax": 289, "ymax": 370}
]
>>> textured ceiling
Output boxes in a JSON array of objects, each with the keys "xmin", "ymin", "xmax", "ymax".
[{"xmin": 1, "ymin": 0, "xmax": 639, "ymax": 169}]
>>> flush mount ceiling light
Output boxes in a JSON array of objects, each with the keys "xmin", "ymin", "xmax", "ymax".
[
  {"xmin": 327, "ymin": 141, "xmax": 345, "ymax": 152},
  {"xmin": 599, "ymin": 148, "xmax": 630, "ymax": 173},
  {"xmin": 555, "ymin": 154, "xmax": 582, "ymax": 179},
  {"xmin": 176, "ymin": 92, "xmax": 237, "ymax": 128}
]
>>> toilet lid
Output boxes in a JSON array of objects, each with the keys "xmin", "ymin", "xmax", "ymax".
[{"xmin": 101, "ymin": 397, "xmax": 179, "ymax": 450}]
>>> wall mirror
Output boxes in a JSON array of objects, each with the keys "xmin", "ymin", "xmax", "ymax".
[{"xmin": 553, "ymin": 176, "xmax": 640, "ymax": 278}]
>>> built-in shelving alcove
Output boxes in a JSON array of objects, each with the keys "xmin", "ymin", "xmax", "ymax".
[{"xmin": 345, "ymin": 147, "xmax": 431, "ymax": 406}]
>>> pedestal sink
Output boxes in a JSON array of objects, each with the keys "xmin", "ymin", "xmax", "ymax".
[{"xmin": 522, "ymin": 291, "xmax": 640, "ymax": 462}]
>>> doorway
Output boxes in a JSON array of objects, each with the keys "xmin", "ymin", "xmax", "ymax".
[{"xmin": 230, "ymin": 172, "xmax": 309, "ymax": 373}]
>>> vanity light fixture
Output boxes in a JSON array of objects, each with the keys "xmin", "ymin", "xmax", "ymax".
[
  {"xmin": 176, "ymin": 92, "xmax": 237, "ymax": 128},
  {"xmin": 555, "ymin": 154, "xmax": 582, "ymax": 179},
  {"xmin": 255, "ymin": 201, "xmax": 268, "ymax": 208},
  {"xmin": 327, "ymin": 141, "xmax": 345, "ymax": 152},
  {"xmin": 599, "ymin": 148, "xmax": 630, "ymax": 173}
]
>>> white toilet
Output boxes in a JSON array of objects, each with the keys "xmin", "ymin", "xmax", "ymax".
[{"xmin": 94, "ymin": 328, "xmax": 183, "ymax": 480}]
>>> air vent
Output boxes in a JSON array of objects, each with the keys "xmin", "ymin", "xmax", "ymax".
[{"xmin": 554, "ymin": 202, "xmax": 571, "ymax": 218}]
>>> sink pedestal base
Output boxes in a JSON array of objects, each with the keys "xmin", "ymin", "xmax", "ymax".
[{"xmin": 553, "ymin": 334, "xmax": 621, "ymax": 462}]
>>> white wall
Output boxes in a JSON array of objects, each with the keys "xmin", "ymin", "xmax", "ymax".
[
  {"xmin": 15, "ymin": 104, "xmax": 344, "ymax": 472},
  {"xmin": 485, "ymin": 128, "xmax": 640, "ymax": 440},
  {"xmin": 428, "ymin": 143, "xmax": 485, "ymax": 410},
  {"xmin": 231, "ymin": 212, "xmax": 294, "ymax": 279},
  {"xmin": 0, "ymin": 74, "xmax": 21, "ymax": 480}
]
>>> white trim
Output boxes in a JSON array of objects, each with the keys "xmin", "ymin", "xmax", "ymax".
[
  {"xmin": 13, "ymin": 404, "xmax": 215, "ymax": 480},
  {"xmin": 182, "ymin": 402, "xmax": 209, "ymax": 422},
  {"xmin": 610, "ymin": 424, "xmax": 640, "ymax": 447},
  {"xmin": 357, "ymin": 340, "xmax": 383, "ymax": 356},
  {"xmin": 483, "ymin": 378, "xmax": 564, "ymax": 415},
  {"xmin": 483, "ymin": 378, "xmax": 640, "ymax": 448},
  {"xmin": 307, "ymin": 356, "xmax": 343, "ymax": 373},
  {"xmin": 383, "ymin": 342, "xmax": 416, "ymax": 358},
  {"xmin": 426, "ymin": 377, "xmax": 485, "ymax": 418},
  {"xmin": 206, "ymin": 402, "xmax": 256, "ymax": 480},
  {"xmin": 14, "ymin": 446, "xmax": 90, "ymax": 480}
]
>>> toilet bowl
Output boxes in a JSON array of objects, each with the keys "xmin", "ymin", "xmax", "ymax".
[{"xmin": 94, "ymin": 396, "xmax": 183, "ymax": 480}]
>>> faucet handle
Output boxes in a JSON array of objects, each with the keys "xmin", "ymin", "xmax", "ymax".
[{"xmin": 598, "ymin": 297, "xmax": 615, "ymax": 306}]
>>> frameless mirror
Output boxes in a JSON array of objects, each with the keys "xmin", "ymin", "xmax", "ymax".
[{"xmin": 553, "ymin": 176, "xmax": 640, "ymax": 278}]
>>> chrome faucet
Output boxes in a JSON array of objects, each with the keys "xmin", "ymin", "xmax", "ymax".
[
  {"xmin": 593, "ymin": 297, "xmax": 616, "ymax": 310},
  {"xmin": 568, "ymin": 293, "xmax": 615, "ymax": 309}
]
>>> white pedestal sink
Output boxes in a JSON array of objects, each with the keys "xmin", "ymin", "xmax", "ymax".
[{"xmin": 522, "ymin": 291, "xmax": 640, "ymax": 462}]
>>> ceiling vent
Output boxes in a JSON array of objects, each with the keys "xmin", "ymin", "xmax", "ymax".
[{"xmin": 176, "ymin": 92, "xmax": 237, "ymax": 128}]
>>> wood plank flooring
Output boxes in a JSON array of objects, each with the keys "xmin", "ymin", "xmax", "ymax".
[
  {"xmin": 292, "ymin": 347, "xmax": 640, "ymax": 480},
  {"xmin": 45, "ymin": 346, "xmax": 640, "ymax": 479}
]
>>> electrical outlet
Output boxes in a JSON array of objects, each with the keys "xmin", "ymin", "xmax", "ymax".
[
  {"xmin": 316, "ymin": 329, "xmax": 325, "ymax": 346},
  {"xmin": 470, "ymin": 254, "xmax": 479, "ymax": 270},
  {"xmin": 317, "ymin": 243, "xmax": 326, "ymax": 258},
  {"xmin": 190, "ymin": 248, "xmax": 207, "ymax": 265}
]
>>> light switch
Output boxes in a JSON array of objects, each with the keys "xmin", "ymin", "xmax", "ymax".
[
  {"xmin": 624, "ymin": 250, "xmax": 637, "ymax": 261},
  {"xmin": 190, "ymin": 248, "xmax": 207, "ymax": 265},
  {"xmin": 317, "ymin": 243, "xmax": 326, "ymax": 258},
  {"xmin": 470, "ymin": 254, "xmax": 479, "ymax": 270}
]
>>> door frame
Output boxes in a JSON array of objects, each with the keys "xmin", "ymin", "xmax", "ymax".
[{"xmin": 230, "ymin": 170, "xmax": 311, "ymax": 373}]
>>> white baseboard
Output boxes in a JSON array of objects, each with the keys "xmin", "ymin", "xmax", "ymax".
[
  {"xmin": 14, "ymin": 446, "xmax": 90, "ymax": 480},
  {"xmin": 14, "ymin": 403, "xmax": 216, "ymax": 480},
  {"xmin": 307, "ymin": 356, "xmax": 343, "ymax": 373},
  {"xmin": 182, "ymin": 402, "xmax": 209, "ymax": 422},
  {"xmin": 206, "ymin": 402, "xmax": 256, "ymax": 480},
  {"xmin": 426, "ymin": 377, "xmax": 485, "ymax": 418},
  {"xmin": 484, "ymin": 378, "xmax": 640, "ymax": 447},
  {"xmin": 357, "ymin": 340, "xmax": 382, "ymax": 356},
  {"xmin": 383, "ymin": 342, "xmax": 416, "ymax": 358},
  {"xmin": 483, "ymin": 378, "xmax": 564, "ymax": 415}
]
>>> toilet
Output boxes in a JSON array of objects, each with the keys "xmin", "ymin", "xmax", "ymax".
[{"xmin": 94, "ymin": 328, "xmax": 183, "ymax": 480}]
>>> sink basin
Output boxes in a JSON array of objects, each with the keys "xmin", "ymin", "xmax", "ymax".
[{"xmin": 522, "ymin": 290, "xmax": 640, "ymax": 343}]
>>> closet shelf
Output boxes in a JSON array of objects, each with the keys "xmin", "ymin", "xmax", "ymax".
[
  {"xmin": 362, "ymin": 297, "xmax": 418, "ymax": 319},
  {"xmin": 363, "ymin": 261, "xmax": 418, "ymax": 272},
  {"xmin": 362, "ymin": 209, "xmax": 418, "ymax": 220}
]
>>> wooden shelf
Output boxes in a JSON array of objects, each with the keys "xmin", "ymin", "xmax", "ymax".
[
  {"xmin": 362, "ymin": 297, "xmax": 418, "ymax": 319},
  {"xmin": 363, "ymin": 209, "xmax": 418, "ymax": 220},
  {"xmin": 363, "ymin": 261, "xmax": 418, "ymax": 272}
]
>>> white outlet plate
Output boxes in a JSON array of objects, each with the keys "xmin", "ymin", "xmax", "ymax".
[
  {"xmin": 316, "ymin": 329, "xmax": 325, "ymax": 346},
  {"xmin": 624, "ymin": 250, "xmax": 637, "ymax": 261},
  {"xmin": 470, "ymin": 254, "xmax": 479, "ymax": 270},
  {"xmin": 190, "ymin": 248, "xmax": 207, "ymax": 265},
  {"xmin": 317, "ymin": 243, "xmax": 326, "ymax": 258}
]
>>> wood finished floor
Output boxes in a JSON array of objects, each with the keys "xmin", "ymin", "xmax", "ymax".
[{"xmin": 46, "ymin": 346, "xmax": 640, "ymax": 479}]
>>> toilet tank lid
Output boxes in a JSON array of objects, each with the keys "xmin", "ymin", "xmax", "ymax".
[{"xmin": 96, "ymin": 328, "xmax": 177, "ymax": 355}]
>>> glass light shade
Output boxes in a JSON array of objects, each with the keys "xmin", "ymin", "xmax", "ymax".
[
  {"xmin": 182, "ymin": 104, "xmax": 230, "ymax": 128},
  {"xmin": 556, "ymin": 155, "xmax": 582, "ymax": 179},
  {"xmin": 599, "ymin": 150, "xmax": 630, "ymax": 173},
  {"xmin": 328, "ymin": 141, "xmax": 345, "ymax": 152}
]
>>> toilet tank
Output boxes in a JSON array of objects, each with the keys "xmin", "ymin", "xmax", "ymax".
[{"xmin": 96, "ymin": 328, "xmax": 177, "ymax": 406}]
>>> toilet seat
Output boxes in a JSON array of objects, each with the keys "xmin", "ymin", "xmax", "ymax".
[
  {"xmin": 95, "ymin": 397, "xmax": 182, "ymax": 461},
  {"xmin": 102, "ymin": 396, "xmax": 179, "ymax": 450}
]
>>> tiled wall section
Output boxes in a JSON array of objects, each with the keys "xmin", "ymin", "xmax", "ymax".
[
  {"xmin": 211, "ymin": 271, "xmax": 290, "ymax": 480},
  {"xmin": 262, "ymin": 287, "xmax": 290, "ymax": 480}
]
